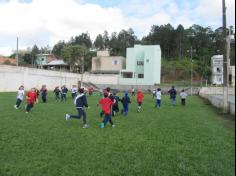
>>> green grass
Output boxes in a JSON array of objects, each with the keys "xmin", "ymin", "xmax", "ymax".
[{"xmin": 0, "ymin": 92, "xmax": 234, "ymax": 176}]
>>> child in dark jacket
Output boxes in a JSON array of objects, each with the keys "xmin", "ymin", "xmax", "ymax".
[
  {"xmin": 53, "ymin": 86, "xmax": 61, "ymax": 101},
  {"xmin": 121, "ymin": 91, "xmax": 131, "ymax": 116},
  {"xmin": 65, "ymin": 88, "xmax": 89, "ymax": 128},
  {"xmin": 40, "ymin": 85, "xmax": 48, "ymax": 103},
  {"xmin": 112, "ymin": 92, "xmax": 120, "ymax": 116}
]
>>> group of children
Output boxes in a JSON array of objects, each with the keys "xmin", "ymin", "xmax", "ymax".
[{"xmin": 14, "ymin": 84, "xmax": 188, "ymax": 128}]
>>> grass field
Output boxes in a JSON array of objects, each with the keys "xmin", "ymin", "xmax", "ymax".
[{"xmin": 0, "ymin": 92, "xmax": 235, "ymax": 176}]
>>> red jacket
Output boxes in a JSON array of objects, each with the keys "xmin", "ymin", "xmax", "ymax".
[
  {"xmin": 26, "ymin": 91, "xmax": 37, "ymax": 104},
  {"xmin": 99, "ymin": 97, "xmax": 114, "ymax": 115},
  {"xmin": 137, "ymin": 91, "xmax": 144, "ymax": 103}
]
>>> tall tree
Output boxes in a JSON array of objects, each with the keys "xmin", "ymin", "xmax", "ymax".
[
  {"xmin": 61, "ymin": 45, "xmax": 88, "ymax": 72},
  {"xmin": 70, "ymin": 33, "xmax": 92, "ymax": 49},
  {"xmin": 94, "ymin": 34, "xmax": 104, "ymax": 50}
]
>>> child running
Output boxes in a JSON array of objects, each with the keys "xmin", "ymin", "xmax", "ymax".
[
  {"xmin": 137, "ymin": 90, "xmax": 144, "ymax": 112},
  {"xmin": 180, "ymin": 89, "xmax": 188, "ymax": 106},
  {"xmin": 112, "ymin": 92, "xmax": 120, "ymax": 116},
  {"xmin": 155, "ymin": 88, "xmax": 162, "ymax": 108},
  {"xmin": 14, "ymin": 85, "xmax": 25, "ymax": 109},
  {"xmin": 98, "ymin": 91, "xmax": 115, "ymax": 128},
  {"xmin": 121, "ymin": 91, "xmax": 131, "ymax": 116},
  {"xmin": 71, "ymin": 85, "xmax": 78, "ymax": 100},
  {"xmin": 25, "ymin": 88, "xmax": 37, "ymax": 113},
  {"xmin": 53, "ymin": 86, "xmax": 61, "ymax": 101},
  {"xmin": 61, "ymin": 85, "xmax": 68, "ymax": 101},
  {"xmin": 65, "ymin": 88, "xmax": 89, "ymax": 128},
  {"xmin": 40, "ymin": 85, "xmax": 48, "ymax": 103}
]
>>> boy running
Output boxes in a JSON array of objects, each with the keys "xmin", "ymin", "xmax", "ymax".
[
  {"xmin": 137, "ymin": 90, "xmax": 144, "ymax": 112},
  {"xmin": 65, "ymin": 88, "xmax": 89, "ymax": 128},
  {"xmin": 168, "ymin": 86, "xmax": 177, "ymax": 107},
  {"xmin": 14, "ymin": 85, "xmax": 24, "ymax": 109},
  {"xmin": 155, "ymin": 88, "xmax": 162, "ymax": 108},
  {"xmin": 98, "ymin": 91, "xmax": 115, "ymax": 128},
  {"xmin": 112, "ymin": 92, "xmax": 120, "ymax": 116},
  {"xmin": 121, "ymin": 91, "xmax": 131, "ymax": 116},
  {"xmin": 180, "ymin": 89, "xmax": 188, "ymax": 106},
  {"xmin": 40, "ymin": 85, "xmax": 48, "ymax": 103},
  {"xmin": 25, "ymin": 88, "xmax": 37, "ymax": 113},
  {"xmin": 71, "ymin": 85, "xmax": 78, "ymax": 100},
  {"xmin": 53, "ymin": 86, "xmax": 61, "ymax": 101}
]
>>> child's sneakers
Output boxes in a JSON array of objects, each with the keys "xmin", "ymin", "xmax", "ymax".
[
  {"xmin": 14, "ymin": 105, "xmax": 18, "ymax": 109},
  {"xmin": 112, "ymin": 124, "xmax": 115, "ymax": 128},
  {"xmin": 65, "ymin": 114, "xmax": 70, "ymax": 120},
  {"xmin": 100, "ymin": 122, "xmax": 105, "ymax": 129},
  {"xmin": 83, "ymin": 124, "xmax": 89, "ymax": 128}
]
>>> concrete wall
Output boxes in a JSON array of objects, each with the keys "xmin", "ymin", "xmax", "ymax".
[
  {"xmin": 199, "ymin": 87, "xmax": 235, "ymax": 116},
  {"xmin": 0, "ymin": 65, "xmax": 118, "ymax": 91}
]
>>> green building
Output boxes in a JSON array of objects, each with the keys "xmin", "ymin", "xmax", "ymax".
[{"xmin": 119, "ymin": 45, "xmax": 161, "ymax": 85}]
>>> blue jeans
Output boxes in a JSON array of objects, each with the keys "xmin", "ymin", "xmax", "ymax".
[
  {"xmin": 70, "ymin": 108, "xmax": 87, "ymax": 124},
  {"xmin": 122, "ymin": 104, "xmax": 129, "ymax": 116},
  {"xmin": 171, "ymin": 98, "xmax": 176, "ymax": 106},
  {"xmin": 103, "ymin": 114, "xmax": 113, "ymax": 126},
  {"xmin": 155, "ymin": 99, "xmax": 161, "ymax": 108}
]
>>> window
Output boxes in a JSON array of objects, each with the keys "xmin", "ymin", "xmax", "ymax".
[
  {"xmin": 216, "ymin": 67, "xmax": 221, "ymax": 73},
  {"xmin": 122, "ymin": 72, "xmax": 133, "ymax": 78},
  {"xmin": 137, "ymin": 61, "xmax": 144, "ymax": 66},
  {"xmin": 146, "ymin": 59, "xmax": 149, "ymax": 63},
  {"xmin": 138, "ymin": 74, "xmax": 144, "ymax": 78},
  {"xmin": 112, "ymin": 60, "xmax": 118, "ymax": 65}
]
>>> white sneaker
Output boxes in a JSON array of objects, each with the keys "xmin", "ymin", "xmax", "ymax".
[
  {"xmin": 25, "ymin": 112, "xmax": 29, "ymax": 114},
  {"xmin": 14, "ymin": 105, "xmax": 18, "ymax": 109},
  {"xmin": 83, "ymin": 124, "xmax": 89, "ymax": 128},
  {"xmin": 112, "ymin": 125, "xmax": 115, "ymax": 128},
  {"xmin": 65, "ymin": 114, "xmax": 70, "ymax": 120}
]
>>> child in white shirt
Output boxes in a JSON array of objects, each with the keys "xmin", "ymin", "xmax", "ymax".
[
  {"xmin": 155, "ymin": 88, "xmax": 162, "ymax": 108},
  {"xmin": 180, "ymin": 89, "xmax": 188, "ymax": 106},
  {"xmin": 14, "ymin": 85, "xmax": 24, "ymax": 109}
]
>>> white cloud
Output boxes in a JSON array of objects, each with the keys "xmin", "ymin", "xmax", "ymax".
[
  {"xmin": 0, "ymin": 0, "xmax": 127, "ymax": 55},
  {"xmin": 0, "ymin": 0, "xmax": 235, "ymax": 56}
]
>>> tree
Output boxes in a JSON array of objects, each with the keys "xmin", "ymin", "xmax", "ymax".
[
  {"xmin": 31, "ymin": 45, "xmax": 39, "ymax": 66},
  {"xmin": 70, "ymin": 33, "xmax": 92, "ymax": 49},
  {"xmin": 94, "ymin": 34, "xmax": 104, "ymax": 50},
  {"xmin": 52, "ymin": 40, "xmax": 66, "ymax": 58},
  {"xmin": 61, "ymin": 45, "xmax": 88, "ymax": 72}
]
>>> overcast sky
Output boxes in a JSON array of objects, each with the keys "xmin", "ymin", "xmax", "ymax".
[{"xmin": 0, "ymin": 0, "xmax": 235, "ymax": 56}]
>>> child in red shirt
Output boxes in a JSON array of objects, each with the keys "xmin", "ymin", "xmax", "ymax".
[
  {"xmin": 25, "ymin": 88, "xmax": 37, "ymax": 113},
  {"xmin": 137, "ymin": 90, "xmax": 144, "ymax": 112},
  {"xmin": 98, "ymin": 92, "xmax": 115, "ymax": 128}
]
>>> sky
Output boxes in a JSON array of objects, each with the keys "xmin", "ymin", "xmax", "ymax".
[{"xmin": 0, "ymin": 0, "xmax": 235, "ymax": 56}]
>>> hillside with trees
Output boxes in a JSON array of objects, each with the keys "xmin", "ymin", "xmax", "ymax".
[{"xmin": 11, "ymin": 24, "xmax": 235, "ymax": 84}]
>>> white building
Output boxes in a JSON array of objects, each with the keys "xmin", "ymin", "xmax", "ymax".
[
  {"xmin": 119, "ymin": 45, "xmax": 161, "ymax": 85},
  {"xmin": 211, "ymin": 55, "xmax": 223, "ymax": 85},
  {"xmin": 211, "ymin": 55, "xmax": 235, "ymax": 86}
]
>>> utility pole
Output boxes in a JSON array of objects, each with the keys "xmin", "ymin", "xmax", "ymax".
[
  {"xmin": 16, "ymin": 37, "xmax": 19, "ymax": 66},
  {"xmin": 81, "ymin": 52, "xmax": 85, "ymax": 87},
  {"xmin": 190, "ymin": 46, "xmax": 193, "ymax": 96},
  {"xmin": 222, "ymin": 0, "xmax": 228, "ymax": 113}
]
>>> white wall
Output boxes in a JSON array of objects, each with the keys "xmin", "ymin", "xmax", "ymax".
[{"xmin": 0, "ymin": 65, "xmax": 118, "ymax": 92}]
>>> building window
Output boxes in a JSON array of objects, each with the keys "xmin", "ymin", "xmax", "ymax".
[
  {"xmin": 216, "ymin": 67, "xmax": 221, "ymax": 73},
  {"xmin": 122, "ymin": 72, "xmax": 133, "ymax": 78},
  {"xmin": 137, "ymin": 61, "xmax": 144, "ymax": 66},
  {"xmin": 138, "ymin": 74, "xmax": 144, "ymax": 78},
  {"xmin": 112, "ymin": 60, "xmax": 118, "ymax": 65}
]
